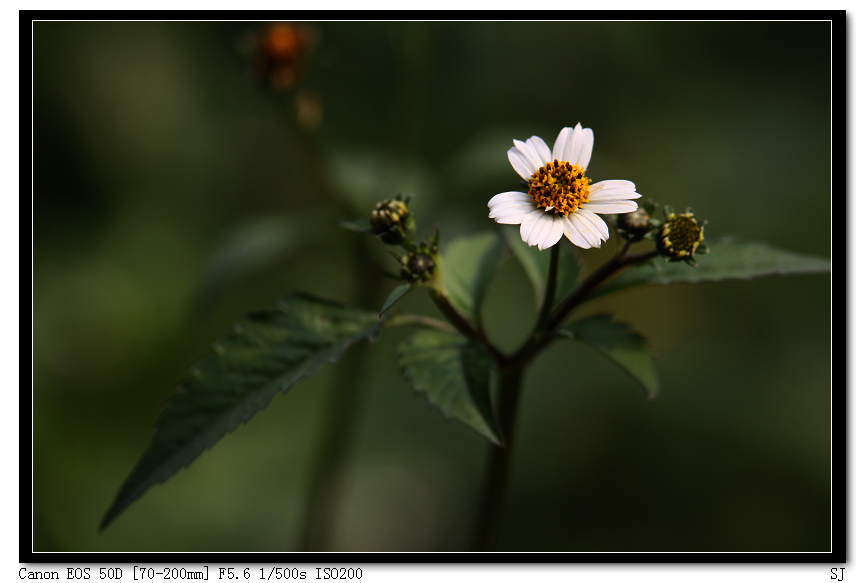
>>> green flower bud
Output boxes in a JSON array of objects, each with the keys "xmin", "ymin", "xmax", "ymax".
[
  {"xmin": 370, "ymin": 199, "xmax": 414, "ymax": 245},
  {"xmin": 400, "ymin": 251, "xmax": 436, "ymax": 282},
  {"xmin": 616, "ymin": 208, "xmax": 652, "ymax": 242},
  {"xmin": 657, "ymin": 210, "xmax": 705, "ymax": 265}
]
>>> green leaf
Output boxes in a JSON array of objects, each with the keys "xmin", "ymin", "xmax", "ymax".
[
  {"xmin": 380, "ymin": 283, "xmax": 414, "ymax": 317},
  {"xmin": 561, "ymin": 314, "xmax": 659, "ymax": 400},
  {"xmin": 592, "ymin": 238, "xmax": 831, "ymax": 299},
  {"xmin": 397, "ymin": 330, "xmax": 501, "ymax": 445},
  {"xmin": 101, "ymin": 294, "xmax": 383, "ymax": 531},
  {"xmin": 439, "ymin": 231, "xmax": 505, "ymax": 324},
  {"xmin": 503, "ymin": 228, "xmax": 580, "ymax": 309}
]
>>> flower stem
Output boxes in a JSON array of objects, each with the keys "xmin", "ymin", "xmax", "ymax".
[
  {"xmin": 427, "ymin": 286, "xmax": 506, "ymax": 366},
  {"xmin": 546, "ymin": 246, "xmax": 658, "ymax": 332},
  {"xmin": 469, "ymin": 242, "xmax": 562, "ymax": 551},
  {"xmin": 469, "ymin": 240, "xmax": 659, "ymax": 551},
  {"xmin": 535, "ymin": 242, "xmax": 560, "ymax": 332},
  {"xmin": 471, "ymin": 362, "xmax": 525, "ymax": 552}
]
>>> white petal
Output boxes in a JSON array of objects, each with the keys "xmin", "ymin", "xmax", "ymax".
[
  {"xmin": 489, "ymin": 204, "xmax": 536, "ymax": 219},
  {"xmin": 527, "ymin": 136, "xmax": 552, "ymax": 165},
  {"xmin": 575, "ymin": 209, "xmax": 609, "ymax": 241},
  {"xmin": 507, "ymin": 148, "xmax": 534, "ymax": 180},
  {"xmin": 587, "ymin": 190, "xmax": 641, "ymax": 202},
  {"xmin": 519, "ymin": 208, "xmax": 546, "ymax": 245},
  {"xmin": 552, "ymin": 127, "xmax": 571, "ymax": 161},
  {"xmin": 563, "ymin": 123, "xmax": 583, "ymax": 165},
  {"xmin": 581, "ymin": 201, "xmax": 639, "ymax": 215},
  {"xmin": 489, "ymin": 200, "xmax": 536, "ymax": 214},
  {"xmin": 591, "ymin": 179, "xmax": 635, "ymax": 191},
  {"xmin": 538, "ymin": 216, "xmax": 565, "ymax": 250},
  {"xmin": 526, "ymin": 212, "xmax": 557, "ymax": 248},
  {"xmin": 513, "ymin": 148, "xmax": 541, "ymax": 174},
  {"xmin": 568, "ymin": 213, "xmax": 602, "ymax": 248},
  {"xmin": 493, "ymin": 213, "xmax": 537, "ymax": 225},
  {"xmin": 576, "ymin": 128, "xmax": 594, "ymax": 169},
  {"xmin": 488, "ymin": 191, "xmax": 532, "ymax": 208},
  {"xmin": 491, "ymin": 208, "xmax": 535, "ymax": 224},
  {"xmin": 586, "ymin": 191, "xmax": 641, "ymax": 202},
  {"xmin": 513, "ymin": 139, "xmax": 544, "ymax": 171},
  {"xmin": 588, "ymin": 180, "xmax": 640, "ymax": 201},
  {"xmin": 562, "ymin": 215, "xmax": 591, "ymax": 248},
  {"xmin": 489, "ymin": 201, "xmax": 537, "ymax": 222}
]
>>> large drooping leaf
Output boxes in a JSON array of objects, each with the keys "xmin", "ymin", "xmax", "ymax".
[
  {"xmin": 503, "ymin": 227, "xmax": 581, "ymax": 309},
  {"xmin": 101, "ymin": 294, "xmax": 383, "ymax": 530},
  {"xmin": 560, "ymin": 314, "xmax": 659, "ymax": 400},
  {"xmin": 439, "ymin": 232, "xmax": 505, "ymax": 324},
  {"xmin": 397, "ymin": 329, "xmax": 501, "ymax": 445},
  {"xmin": 592, "ymin": 238, "xmax": 831, "ymax": 299}
]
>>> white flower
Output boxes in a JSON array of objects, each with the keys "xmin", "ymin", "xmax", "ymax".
[{"xmin": 488, "ymin": 124, "xmax": 641, "ymax": 250}]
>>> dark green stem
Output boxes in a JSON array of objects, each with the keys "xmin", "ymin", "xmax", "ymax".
[
  {"xmin": 535, "ymin": 242, "xmax": 560, "ymax": 332},
  {"xmin": 546, "ymin": 247, "xmax": 657, "ymax": 332},
  {"xmin": 465, "ymin": 240, "xmax": 658, "ymax": 551},
  {"xmin": 471, "ymin": 362, "xmax": 525, "ymax": 552},
  {"xmin": 510, "ymin": 246, "xmax": 659, "ymax": 365},
  {"xmin": 427, "ymin": 287, "xmax": 507, "ymax": 367}
]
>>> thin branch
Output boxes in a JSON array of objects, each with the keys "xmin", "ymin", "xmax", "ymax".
[{"xmin": 427, "ymin": 288, "xmax": 507, "ymax": 366}]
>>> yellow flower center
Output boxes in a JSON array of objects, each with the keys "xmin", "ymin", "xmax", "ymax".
[{"xmin": 527, "ymin": 160, "xmax": 591, "ymax": 217}]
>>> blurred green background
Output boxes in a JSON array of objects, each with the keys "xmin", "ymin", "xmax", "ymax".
[{"xmin": 33, "ymin": 21, "xmax": 831, "ymax": 552}]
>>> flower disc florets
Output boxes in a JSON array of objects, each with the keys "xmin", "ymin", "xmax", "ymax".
[
  {"xmin": 657, "ymin": 212, "xmax": 704, "ymax": 260},
  {"xmin": 527, "ymin": 160, "xmax": 591, "ymax": 217}
]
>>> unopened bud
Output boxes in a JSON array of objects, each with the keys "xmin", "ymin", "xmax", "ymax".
[
  {"xmin": 399, "ymin": 251, "xmax": 435, "ymax": 282},
  {"xmin": 370, "ymin": 199, "xmax": 414, "ymax": 245},
  {"xmin": 616, "ymin": 208, "xmax": 652, "ymax": 242},
  {"xmin": 370, "ymin": 200, "xmax": 409, "ymax": 232},
  {"xmin": 657, "ymin": 210, "xmax": 705, "ymax": 264}
]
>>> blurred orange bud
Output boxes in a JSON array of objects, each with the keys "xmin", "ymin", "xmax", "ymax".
[{"xmin": 257, "ymin": 22, "xmax": 315, "ymax": 91}]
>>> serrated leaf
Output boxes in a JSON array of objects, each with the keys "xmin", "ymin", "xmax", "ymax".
[
  {"xmin": 101, "ymin": 294, "xmax": 383, "ymax": 531},
  {"xmin": 397, "ymin": 330, "xmax": 501, "ymax": 445},
  {"xmin": 380, "ymin": 283, "xmax": 414, "ymax": 317},
  {"xmin": 592, "ymin": 238, "xmax": 831, "ymax": 299},
  {"xmin": 503, "ymin": 228, "xmax": 580, "ymax": 309},
  {"xmin": 438, "ymin": 232, "xmax": 504, "ymax": 324},
  {"xmin": 561, "ymin": 314, "xmax": 659, "ymax": 400}
]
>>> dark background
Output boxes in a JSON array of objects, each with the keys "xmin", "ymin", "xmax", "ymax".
[{"xmin": 33, "ymin": 20, "xmax": 832, "ymax": 551}]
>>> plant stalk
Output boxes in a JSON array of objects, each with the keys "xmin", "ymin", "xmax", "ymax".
[
  {"xmin": 427, "ymin": 286, "xmax": 506, "ymax": 366},
  {"xmin": 546, "ymin": 247, "xmax": 658, "ymax": 332},
  {"xmin": 535, "ymin": 242, "xmax": 560, "ymax": 332},
  {"xmin": 469, "ymin": 241, "xmax": 658, "ymax": 551},
  {"xmin": 471, "ymin": 362, "xmax": 525, "ymax": 552},
  {"xmin": 470, "ymin": 241, "xmax": 561, "ymax": 551}
]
